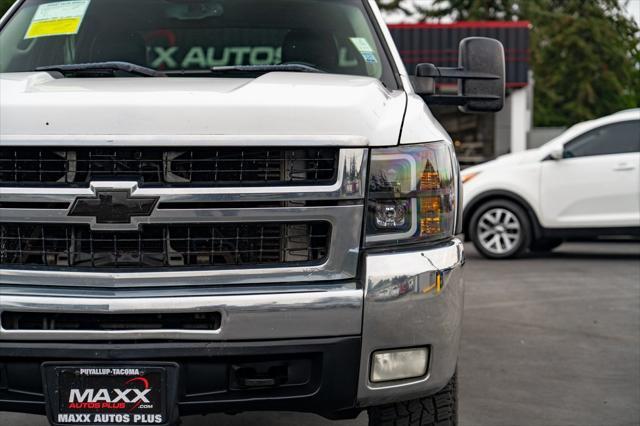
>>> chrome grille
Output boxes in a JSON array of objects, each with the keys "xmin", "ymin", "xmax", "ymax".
[
  {"xmin": 0, "ymin": 147, "xmax": 338, "ymax": 187},
  {"xmin": 0, "ymin": 147, "xmax": 367, "ymax": 287},
  {"xmin": 0, "ymin": 222, "xmax": 331, "ymax": 269}
]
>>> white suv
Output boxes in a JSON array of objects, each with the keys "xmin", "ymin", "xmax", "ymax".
[{"xmin": 462, "ymin": 109, "xmax": 640, "ymax": 259}]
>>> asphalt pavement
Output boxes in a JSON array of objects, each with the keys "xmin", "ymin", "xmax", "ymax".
[{"xmin": 2, "ymin": 242, "xmax": 639, "ymax": 426}]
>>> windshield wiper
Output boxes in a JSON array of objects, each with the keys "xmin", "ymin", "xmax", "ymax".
[
  {"xmin": 37, "ymin": 61, "xmax": 166, "ymax": 77},
  {"xmin": 210, "ymin": 64, "xmax": 324, "ymax": 74}
]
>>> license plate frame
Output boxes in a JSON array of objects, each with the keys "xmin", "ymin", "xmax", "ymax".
[{"xmin": 42, "ymin": 361, "xmax": 179, "ymax": 426}]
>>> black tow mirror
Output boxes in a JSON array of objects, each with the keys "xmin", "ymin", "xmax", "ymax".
[{"xmin": 414, "ymin": 37, "xmax": 505, "ymax": 113}]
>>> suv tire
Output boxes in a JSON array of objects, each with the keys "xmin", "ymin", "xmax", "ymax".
[
  {"xmin": 469, "ymin": 199, "xmax": 532, "ymax": 259},
  {"xmin": 368, "ymin": 372, "xmax": 457, "ymax": 426}
]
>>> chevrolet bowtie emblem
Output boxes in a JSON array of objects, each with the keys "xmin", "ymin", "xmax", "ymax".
[{"xmin": 68, "ymin": 190, "xmax": 159, "ymax": 224}]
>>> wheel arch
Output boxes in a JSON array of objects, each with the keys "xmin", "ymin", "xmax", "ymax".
[{"xmin": 462, "ymin": 190, "xmax": 543, "ymax": 241}]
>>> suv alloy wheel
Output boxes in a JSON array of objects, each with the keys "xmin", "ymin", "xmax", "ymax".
[{"xmin": 469, "ymin": 200, "xmax": 532, "ymax": 259}]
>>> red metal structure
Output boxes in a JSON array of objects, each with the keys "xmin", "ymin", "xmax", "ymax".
[{"xmin": 388, "ymin": 21, "xmax": 531, "ymax": 88}]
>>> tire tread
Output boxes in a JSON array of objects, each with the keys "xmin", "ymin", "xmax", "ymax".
[{"xmin": 368, "ymin": 373, "xmax": 457, "ymax": 426}]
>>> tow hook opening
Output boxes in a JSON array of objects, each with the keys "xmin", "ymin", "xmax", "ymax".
[{"xmin": 229, "ymin": 359, "xmax": 312, "ymax": 390}]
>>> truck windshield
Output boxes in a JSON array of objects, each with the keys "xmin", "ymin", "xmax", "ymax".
[{"xmin": 0, "ymin": 0, "xmax": 397, "ymax": 86}]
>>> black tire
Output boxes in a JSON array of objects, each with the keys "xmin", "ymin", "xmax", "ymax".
[
  {"xmin": 469, "ymin": 199, "xmax": 532, "ymax": 259},
  {"xmin": 368, "ymin": 373, "xmax": 457, "ymax": 426},
  {"xmin": 530, "ymin": 238, "xmax": 563, "ymax": 252}
]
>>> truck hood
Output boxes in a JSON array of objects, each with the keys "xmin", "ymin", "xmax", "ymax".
[{"xmin": 0, "ymin": 72, "xmax": 407, "ymax": 146}]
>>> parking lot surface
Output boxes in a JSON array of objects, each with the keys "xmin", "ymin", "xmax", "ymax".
[{"xmin": 2, "ymin": 242, "xmax": 639, "ymax": 426}]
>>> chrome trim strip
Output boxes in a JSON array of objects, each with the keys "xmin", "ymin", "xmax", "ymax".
[
  {"xmin": 0, "ymin": 281, "xmax": 359, "ymax": 298},
  {"xmin": 0, "ymin": 204, "xmax": 359, "ymax": 228},
  {"xmin": 0, "ymin": 134, "xmax": 369, "ymax": 147},
  {"xmin": 0, "ymin": 284, "xmax": 363, "ymax": 341},
  {"xmin": 0, "ymin": 149, "xmax": 367, "ymax": 202}
]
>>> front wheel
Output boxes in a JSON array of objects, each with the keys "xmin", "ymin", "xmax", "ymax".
[
  {"xmin": 368, "ymin": 373, "xmax": 457, "ymax": 426},
  {"xmin": 469, "ymin": 200, "xmax": 532, "ymax": 259}
]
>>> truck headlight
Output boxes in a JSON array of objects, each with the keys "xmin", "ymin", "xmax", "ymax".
[{"xmin": 366, "ymin": 142, "xmax": 456, "ymax": 246}]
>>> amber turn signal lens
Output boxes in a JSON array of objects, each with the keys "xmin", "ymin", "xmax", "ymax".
[
  {"xmin": 419, "ymin": 197, "xmax": 443, "ymax": 235},
  {"xmin": 420, "ymin": 216, "xmax": 441, "ymax": 235},
  {"xmin": 420, "ymin": 196, "xmax": 441, "ymax": 214}
]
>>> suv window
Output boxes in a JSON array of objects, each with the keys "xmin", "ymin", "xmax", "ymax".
[
  {"xmin": 0, "ymin": 0, "xmax": 398, "ymax": 88},
  {"xmin": 564, "ymin": 120, "xmax": 640, "ymax": 158}
]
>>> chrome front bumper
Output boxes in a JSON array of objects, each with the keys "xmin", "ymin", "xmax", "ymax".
[
  {"xmin": 0, "ymin": 283, "xmax": 363, "ymax": 341},
  {"xmin": 358, "ymin": 238, "xmax": 465, "ymax": 406},
  {"xmin": 0, "ymin": 238, "xmax": 464, "ymax": 406}
]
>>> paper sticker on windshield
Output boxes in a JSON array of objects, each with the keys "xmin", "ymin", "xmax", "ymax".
[
  {"xmin": 25, "ymin": 0, "xmax": 91, "ymax": 39},
  {"xmin": 349, "ymin": 37, "xmax": 378, "ymax": 64}
]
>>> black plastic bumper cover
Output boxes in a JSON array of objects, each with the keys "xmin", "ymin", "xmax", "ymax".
[{"xmin": 0, "ymin": 337, "xmax": 362, "ymax": 420}]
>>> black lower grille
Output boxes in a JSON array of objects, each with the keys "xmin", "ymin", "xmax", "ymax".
[
  {"xmin": 0, "ymin": 147, "xmax": 338, "ymax": 187},
  {"xmin": 0, "ymin": 222, "xmax": 330, "ymax": 269}
]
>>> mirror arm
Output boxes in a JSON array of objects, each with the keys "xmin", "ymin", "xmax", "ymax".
[
  {"xmin": 418, "ymin": 65, "xmax": 501, "ymax": 81},
  {"xmin": 423, "ymin": 94, "xmax": 501, "ymax": 106}
]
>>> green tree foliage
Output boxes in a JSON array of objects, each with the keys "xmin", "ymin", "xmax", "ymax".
[
  {"xmin": 377, "ymin": 0, "xmax": 412, "ymax": 14},
  {"xmin": 425, "ymin": 0, "xmax": 520, "ymax": 20},
  {"xmin": 377, "ymin": 0, "xmax": 640, "ymax": 126},
  {"xmin": 525, "ymin": 0, "xmax": 640, "ymax": 126}
]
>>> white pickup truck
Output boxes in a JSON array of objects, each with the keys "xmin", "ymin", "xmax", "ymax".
[{"xmin": 0, "ymin": 1, "xmax": 504, "ymax": 425}]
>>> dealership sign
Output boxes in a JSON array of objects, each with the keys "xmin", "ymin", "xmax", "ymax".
[
  {"xmin": 43, "ymin": 365, "xmax": 173, "ymax": 426},
  {"xmin": 150, "ymin": 46, "xmax": 359, "ymax": 69}
]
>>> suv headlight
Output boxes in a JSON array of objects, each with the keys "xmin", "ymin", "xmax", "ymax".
[{"xmin": 365, "ymin": 142, "xmax": 457, "ymax": 246}]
